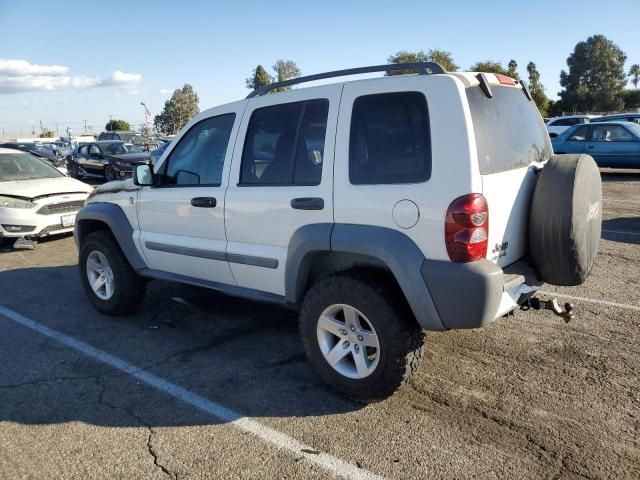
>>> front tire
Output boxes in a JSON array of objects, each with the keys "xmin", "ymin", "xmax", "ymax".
[
  {"xmin": 104, "ymin": 165, "xmax": 116, "ymax": 181},
  {"xmin": 299, "ymin": 271, "xmax": 424, "ymax": 403},
  {"xmin": 79, "ymin": 230, "xmax": 146, "ymax": 315}
]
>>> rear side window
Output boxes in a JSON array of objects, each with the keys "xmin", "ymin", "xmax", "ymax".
[
  {"xmin": 349, "ymin": 92, "xmax": 431, "ymax": 185},
  {"xmin": 240, "ymin": 99, "xmax": 329, "ymax": 186},
  {"xmin": 467, "ymin": 86, "xmax": 552, "ymax": 174}
]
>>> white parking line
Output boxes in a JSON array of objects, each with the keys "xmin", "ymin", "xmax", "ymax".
[
  {"xmin": 540, "ymin": 291, "xmax": 640, "ymax": 312},
  {"xmin": 602, "ymin": 229, "xmax": 640, "ymax": 237},
  {"xmin": 0, "ymin": 305, "xmax": 383, "ymax": 480}
]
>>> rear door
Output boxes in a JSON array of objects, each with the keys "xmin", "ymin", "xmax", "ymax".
[
  {"xmin": 466, "ymin": 83, "xmax": 553, "ymax": 267},
  {"xmin": 224, "ymin": 86, "xmax": 340, "ymax": 296}
]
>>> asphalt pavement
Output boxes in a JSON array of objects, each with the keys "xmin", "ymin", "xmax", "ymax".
[{"xmin": 0, "ymin": 170, "xmax": 638, "ymax": 479}]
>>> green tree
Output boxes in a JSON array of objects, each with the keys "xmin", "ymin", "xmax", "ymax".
[
  {"xmin": 387, "ymin": 49, "xmax": 458, "ymax": 75},
  {"xmin": 469, "ymin": 61, "xmax": 508, "ymax": 75},
  {"xmin": 507, "ymin": 59, "xmax": 520, "ymax": 80},
  {"xmin": 246, "ymin": 64, "xmax": 273, "ymax": 90},
  {"xmin": 558, "ymin": 35, "xmax": 627, "ymax": 112},
  {"xmin": 622, "ymin": 89, "xmax": 640, "ymax": 109},
  {"xmin": 527, "ymin": 62, "xmax": 550, "ymax": 116},
  {"xmin": 39, "ymin": 130, "xmax": 55, "ymax": 138},
  {"xmin": 154, "ymin": 84, "xmax": 200, "ymax": 135},
  {"xmin": 629, "ymin": 64, "xmax": 640, "ymax": 89},
  {"xmin": 271, "ymin": 59, "xmax": 301, "ymax": 92},
  {"xmin": 105, "ymin": 119, "xmax": 131, "ymax": 131}
]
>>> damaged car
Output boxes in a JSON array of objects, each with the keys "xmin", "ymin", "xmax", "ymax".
[{"xmin": 0, "ymin": 147, "xmax": 92, "ymax": 248}]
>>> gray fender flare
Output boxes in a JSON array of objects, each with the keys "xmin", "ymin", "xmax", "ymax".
[
  {"xmin": 75, "ymin": 202, "xmax": 147, "ymax": 271},
  {"xmin": 285, "ymin": 223, "xmax": 445, "ymax": 331}
]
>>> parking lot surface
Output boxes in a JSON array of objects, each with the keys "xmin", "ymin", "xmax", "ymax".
[{"xmin": 0, "ymin": 171, "xmax": 638, "ymax": 479}]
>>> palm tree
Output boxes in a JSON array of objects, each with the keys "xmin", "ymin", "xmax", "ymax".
[{"xmin": 629, "ymin": 64, "xmax": 640, "ymax": 89}]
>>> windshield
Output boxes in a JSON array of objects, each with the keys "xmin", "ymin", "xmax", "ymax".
[
  {"xmin": 124, "ymin": 143, "xmax": 143, "ymax": 153},
  {"xmin": 466, "ymin": 85, "xmax": 553, "ymax": 174},
  {"xmin": 0, "ymin": 151, "xmax": 63, "ymax": 181},
  {"xmin": 624, "ymin": 122, "xmax": 640, "ymax": 137},
  {"xmin": 102, "ymin": 143, "xmax": 126, "ymax": 155}
]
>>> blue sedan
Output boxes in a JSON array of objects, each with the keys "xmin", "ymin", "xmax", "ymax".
[{"xmin": 551, "ymin": 121, "xmax": 640, "ymax": 168}]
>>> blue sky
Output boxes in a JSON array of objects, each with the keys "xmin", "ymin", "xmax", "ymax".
[{"xmin": 0, "ymin": 0, "xmax": 638, "ymax": 136}]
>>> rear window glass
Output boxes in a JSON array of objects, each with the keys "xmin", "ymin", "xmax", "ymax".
[
  {"xmin": 349, "ymin": 92, "xmax": 431, "ymax": 185},
  {"xmin": 467, "ymin": 86, "xmax": 552, "ymax": 174}
]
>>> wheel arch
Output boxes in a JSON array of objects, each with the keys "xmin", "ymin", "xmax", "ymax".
[
  {"xmin": 286, "ymin": 224, "xmax": 445, "ymax": 330},
  {"xmin": 75, "ymin": 202, "xmax": 147, "ymax": 271}
]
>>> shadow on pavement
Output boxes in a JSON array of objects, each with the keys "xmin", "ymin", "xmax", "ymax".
[
  {"xmin": 602, "ymin": 217, "xmax": 640, "ymax": 245},
  {"xmin": 0, "ymin": 264, "xmax": 362, "ymax": 427}
]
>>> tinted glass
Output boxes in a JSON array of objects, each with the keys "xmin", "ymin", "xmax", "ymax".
[
  {"xmin": 89, "ymin": 145, "xmax": 100, "ymax": 155},
  {"xmin": 164, "ymin": 114, "xmax": 235, "ymax": 186},
  {"xmin": 591, "ymin": 125, "xmax": 633, "ymax": 142},
  {"xmin": 467, "ymin": 85, "xmax": 552, "ymax": 174},
  {"xmin": 0, "ymin": 151, "xmax": 63, "ymax": 181},
  {"xmin": 240, "ymin": 99, "xmax": 329, "ymax": 185},
  {"xmin": 568, "ymin": 126, "xmax": 589, "ymax": 141},
  {"xmin": 349, "ymin": 92, "xmax": 430, "ymax": 185}
]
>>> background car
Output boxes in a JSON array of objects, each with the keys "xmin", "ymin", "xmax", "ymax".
[
  {"xmin": 545, "ymin": 115, "xmax": 599, "ymax": 138},
  {"xmin": 69, "ymin": 140, "xmax": 151, "ymax": 181},
  {"xmin": 591, "ymin": 113, "xmax": 640, "ymax": 125},
  {"xmin": 0, "ymin": 148, "xmax": 92, "ymax": 245},
  {"xmin": 149, "ymin": 140, "xmax": 171, "ymax": 164},
  {"xmin": 97, "ymin": 130, "xmax": 158, "ymax": 151},
  {"xmin": 0, "ymin": 141, "xmax": 68, "ymax": 173},
  {"xmin": 551, "ymin": 121, "xmax": 640, "ymax": 168}
]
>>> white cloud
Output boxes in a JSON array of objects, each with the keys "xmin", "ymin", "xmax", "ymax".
[
  {"xmin": 159, "ymin": 88, "xmax": 174, "ymax": 95},
  {"xmin": 99, "ymin": 70, "xmax": 143, "ymax": 86},
  {"xmin": 0, "ymin": 59, "xmax": 68, "ymax": 76},
  {"xmin": 0, "ymin": 59, "xmax": 142, "ymax": 94}
]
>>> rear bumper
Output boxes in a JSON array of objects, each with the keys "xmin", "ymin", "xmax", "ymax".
[{"xmin": 420, "ymin": 258, "xmax": 542, "ymax": 329}]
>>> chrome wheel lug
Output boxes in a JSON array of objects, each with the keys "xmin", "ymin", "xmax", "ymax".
[
  {"xmin": 350, "ymin": 325, "xmax": 355, "ymax": 332},
  {"xmin": 358, "ymin": 335, "xmax": 363, "ymax": 341},
  {"xmin": 342, "ymin": 341, "xmax": 350, "ymax": 349}
]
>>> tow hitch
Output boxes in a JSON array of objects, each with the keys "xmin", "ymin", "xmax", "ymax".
[{"xmin": 523, "ymin": 297, "xmax": 574, "ymax": 323}]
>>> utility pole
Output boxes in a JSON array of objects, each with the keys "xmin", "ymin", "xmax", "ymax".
[
  {"xmin": 55, "ymin": 122, "xmax": 59, "ymax": 135},
  {"xmin": 83, "ymin": 119, "xmax": 88, "ymax": 133},
  {"xmin": 39, "ymin": 120, "xmax": 43, "ymax": 135}
]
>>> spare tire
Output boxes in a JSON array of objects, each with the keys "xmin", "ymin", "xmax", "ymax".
[{"xmin": 529, "ymin": 154, "xmax": 602, "ymax": 286}]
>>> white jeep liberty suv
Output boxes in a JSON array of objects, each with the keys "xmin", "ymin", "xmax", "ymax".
[{"xmin": 75, "ymin": 63, "xmax": 602, "ymax": 402}]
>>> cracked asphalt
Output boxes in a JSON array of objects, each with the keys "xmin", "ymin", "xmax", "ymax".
[{"xmin": 0, "ymin": 170, "xmax": 638, "ymax": 479}]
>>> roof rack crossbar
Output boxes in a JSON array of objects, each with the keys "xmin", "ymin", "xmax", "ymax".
[{"xmin": 246, "ymin": 62, "xmax": 446, "ymax": 98}]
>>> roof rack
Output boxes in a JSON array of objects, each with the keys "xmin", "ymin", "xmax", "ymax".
[{"xmin": 246, "ymin": 62, "xmax": 447, "ymax": 98}]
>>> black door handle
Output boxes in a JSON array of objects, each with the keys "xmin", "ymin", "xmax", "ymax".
[
  {"xmin": 190, "ymin": 197, "xmax": 217, "ymax": 208},
  {"xmin": 291, "ymin": 197, "xmax": 324, "ymax": 210}
]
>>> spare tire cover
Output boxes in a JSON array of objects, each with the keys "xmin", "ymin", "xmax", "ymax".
[{"xmin": 529, "ymin": 154, "xmax": 602, "ymax": 286}]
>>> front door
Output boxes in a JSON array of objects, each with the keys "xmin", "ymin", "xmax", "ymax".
[
  {"xmin": 136, "ymin": 107, "xmax": 243, "ymax": 284},
  {"xmin": 586, "ymin": 124, "xmax": 637, "ymax": 167},
  {"xmin": 224, "ymin": 86, "xmax": 341, "ymax": 296}
]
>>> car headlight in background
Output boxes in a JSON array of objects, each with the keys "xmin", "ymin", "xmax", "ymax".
[{"xmin": 0, "ymin": 196, "xmax": 36, "ymax": 209}]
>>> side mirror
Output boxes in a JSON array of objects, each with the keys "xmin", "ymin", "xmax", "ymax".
[{"xmin": 133, "ymin": 164, "xmax": 154, "ymax": 186}]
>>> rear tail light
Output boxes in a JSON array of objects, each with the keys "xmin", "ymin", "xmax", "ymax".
[{"xmin": 445, "ymin": 193, "xmax": 489, "ymax": 262}]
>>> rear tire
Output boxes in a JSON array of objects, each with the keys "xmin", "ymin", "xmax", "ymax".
[
  {"xmin": 299, "ymin": 271, "xmax": 424, "ymax": 403},
  {"xmin": 79, "ymin": 230, "xmax": 146, "ymax": 315},
  {"xmin": 68, "ymin": 160, "xmax": 79, "ymax": 178}
]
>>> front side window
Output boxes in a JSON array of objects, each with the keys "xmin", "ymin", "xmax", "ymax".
[
  {"xmin": 568, "ymin": 126, "xmax": 589, "ymax": 141},
  {"xmin": 163, "ymin": 114, "xmax": 235, "ymax": 186},
  {"xmin": 240, "ymin": 99, "xmax": 329, "ymax": 185},
  {"xmin": 591, "ymin": 125, "xmax": 633, "ymax": 142},
  {"xmin": 350, "ymin": 92, "xmax": 431, "ymax": 185}
]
